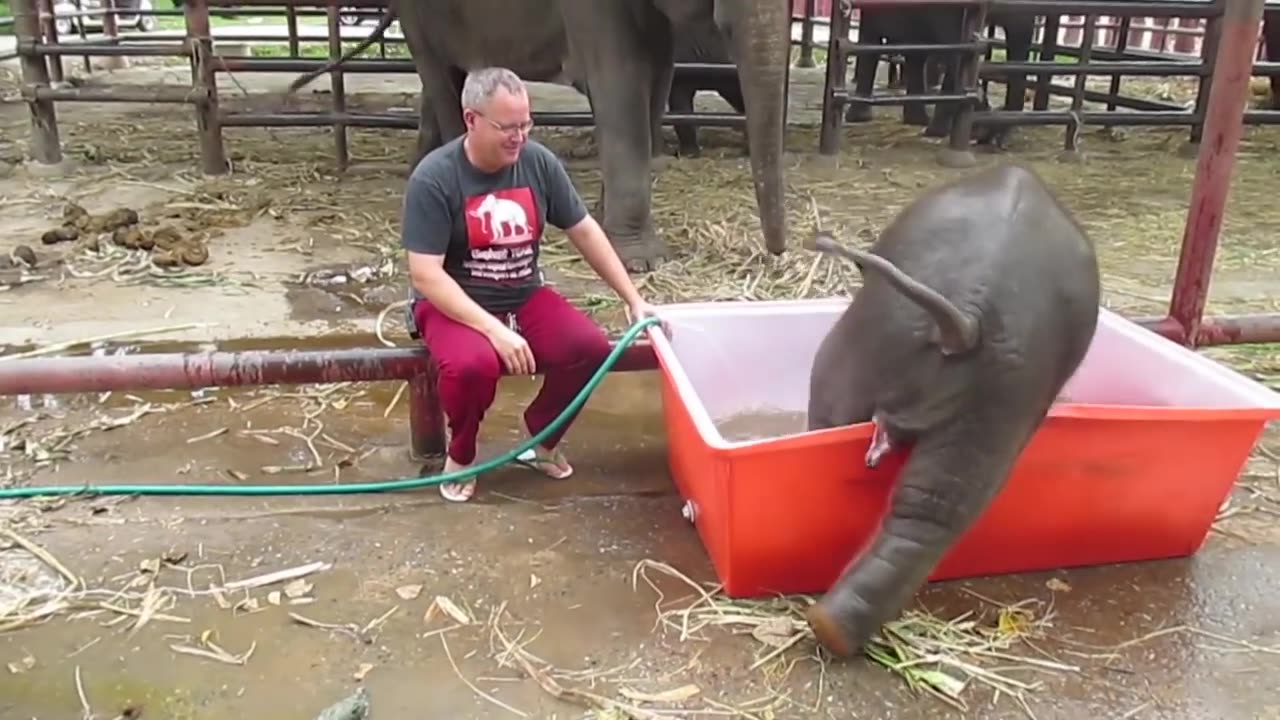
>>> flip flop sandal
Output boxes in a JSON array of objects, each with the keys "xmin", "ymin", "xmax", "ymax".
[
  {"xmin": 439, "ymin": 478, "xmax": 476, "ymax": 502},
  {"xmin": 514, "ymin": 447, "xmax": 574, "ymax": 480}
]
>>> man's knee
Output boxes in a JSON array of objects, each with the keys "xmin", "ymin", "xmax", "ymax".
[
  {"xmin": 436, "ymin": 348, "xmax": 503, "ymax": 386},
  {"xmin": 564, "ymin": 323, "xmax": 612, "ymax": 367}
]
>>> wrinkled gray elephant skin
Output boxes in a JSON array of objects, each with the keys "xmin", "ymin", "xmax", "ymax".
[
  {"xmin": 550, "ymin": 15, "xmax": 746, "ymax": 159},
  {"xmin": 802, "ymin": 163, "xmax": 1101, "ymax": 658},
  {"xmin": 283, "ymin": 0, "xmax": 790, "ymax": 272},
  {"xmin": 1260, "ymin": 9, "xmax": 1280, "ymax": 108}
]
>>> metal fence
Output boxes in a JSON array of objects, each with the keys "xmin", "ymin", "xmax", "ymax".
[
  {"xmin": 816, "ymin": 0, "xmax": 1280, "ymax": 156},
  {"xmin": 12, "ymin": 0, "xmax": 1280, "ymax": 169},
  {"xmin": 9, "ymin": 0, "xmax": 815, "ymax": 173}
]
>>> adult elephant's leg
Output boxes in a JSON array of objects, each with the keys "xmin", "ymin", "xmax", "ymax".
[
  {"xmin": 411, "ymin": 88, "xmax": 441, "ymax": 173},
  {"xmin": 408, "ymin": 65, "xmax": 465, "ymax": 171},
  {"xmin": 901, "ymin": 54, "xmax": 930, "ymax": 126},
  {"xmin": 845, "ymin": 10, "xmax": 882, "ymax": 123},
  {"xmin": 667, "ymin": 78, "xmax": 699, "ymax": 157},
  {"xmin": 568, "ymin": 77, "xmax": 609, "ymax": 215},
  {"xmin": 562, "ymin": 0, "xmax": 668, "ymax": 271},
  {"xmin": 397, "ymin": 5, "xmax": 459, "ymax": 171},
  {"xmin": 432, "ymin": 65, "xmax": 468, "ymax": 145},
  {"xmin": 923, "ymin": 59, "xmax": 958, "ymax": 138},
  {"xmin": 1266, "ymin": 11, "xmax": 1280, "ymax": 109},
  {"xmin": 649, "ymin": 22, "xmax": 676, "ymax": 161},
  {"xmin": 977, "ymin": 14, "xmax": 1032, "ymax": 149},
  {"xmin": 720, "ymin": 81, "xmax": 749, "ymax": 156}
]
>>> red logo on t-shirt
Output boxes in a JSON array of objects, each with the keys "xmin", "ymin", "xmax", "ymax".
[
  {"xmin": 464, "ymin": 187, "xmax": 541, "ymax": 249},
  {"xmin": 460, "ymin": 187, "xmax": 541, "ymax": 286}
]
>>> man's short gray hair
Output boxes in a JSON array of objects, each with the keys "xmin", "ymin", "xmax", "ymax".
[{"xmin": 460, "ymin": 67, "xmax": 527, "ymax": 110}]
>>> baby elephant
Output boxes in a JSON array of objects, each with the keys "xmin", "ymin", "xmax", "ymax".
[{"xmin": 803, "ymin": 163, "xmax": 1101, "ymax": 658}]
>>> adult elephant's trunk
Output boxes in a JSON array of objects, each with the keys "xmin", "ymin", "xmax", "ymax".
[{"xmin": 718, "ymin": 0, "xmax": 789, "ymax": 255}]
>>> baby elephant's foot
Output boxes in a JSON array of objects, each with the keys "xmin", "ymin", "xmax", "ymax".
[{"xmin": 805, "ymin": 601, "xmax": 857, "ymax": 658}]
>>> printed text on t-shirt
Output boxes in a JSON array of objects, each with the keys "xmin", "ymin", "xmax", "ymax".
[{"xmin": 463, "ymin": 187, "xmax": 541, "ymax": 284}]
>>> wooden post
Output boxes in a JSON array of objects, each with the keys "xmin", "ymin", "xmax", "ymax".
[{"xmin": 13, "ymin": 0, "xmax": 62, "ymax": 164}]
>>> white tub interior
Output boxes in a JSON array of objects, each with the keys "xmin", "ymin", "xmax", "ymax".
[{"xmin": 650, "ymin": 299, "xmax": 1280, "ymax": 446}]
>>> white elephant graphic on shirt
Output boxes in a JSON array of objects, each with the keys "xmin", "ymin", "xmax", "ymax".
[{"xmin": 468, "ymin": 193, "xmax": 532, "ymax": 244}]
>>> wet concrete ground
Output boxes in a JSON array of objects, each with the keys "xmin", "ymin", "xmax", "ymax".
[{"xmin": 2, "ymin": 367, "xmax": 1279, "ymax": 720}]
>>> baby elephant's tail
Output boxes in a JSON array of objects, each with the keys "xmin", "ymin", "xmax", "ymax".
[{"xmin": 808, "ymin": 230, "xmax": 980, "ymax": 356}]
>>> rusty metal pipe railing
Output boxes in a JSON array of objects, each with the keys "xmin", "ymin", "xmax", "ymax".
[
  {"xmin": 1137, "ymin": 315, "xmax": 1280, "ymax": 347},
  {"xmin": 0, "ymin": 342, "xmax": 659, "ymax": 459}
]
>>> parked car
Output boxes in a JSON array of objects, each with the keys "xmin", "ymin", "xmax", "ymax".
[
  {"xmin": 52, "ymin": 0, "xmax": 157, "ymax": 35},
  {"xmin": 338, "ymin": 7, "xmax": 371, "ymax": 25}
]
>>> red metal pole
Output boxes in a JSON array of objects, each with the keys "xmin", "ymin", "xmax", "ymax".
[
  {"xmin": 1135, "ymin": 314, "xmax": 1280, "ymax": 347},
  {"xmin": 0, "ymin": 342, "xmax": 657, "ymax": 396},
  {"xmin": 0, "ymin": 347, "xmax": 427, "ymax": 395},
  {"xmin": 1165, "ymin": 0, "xmax": 1266, "ymax": 347},
  {"xmin": 0, "ymin": 341, "xmax": 659, "ymax": 455},
  {"xmin": 409, "ymin": 369, "xmax": 444, "ymax": 459}
]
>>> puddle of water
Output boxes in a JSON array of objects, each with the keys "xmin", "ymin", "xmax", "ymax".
[{"xmin": 714, "ymin": 407, "xmax": 809, "ymax": 443}]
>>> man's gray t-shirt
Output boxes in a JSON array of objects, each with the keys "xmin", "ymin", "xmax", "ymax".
[{"xmin": 400, "ymin": 136, "xmax": 589, "ymax": 315}]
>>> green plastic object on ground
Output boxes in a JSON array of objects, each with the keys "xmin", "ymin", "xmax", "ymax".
[
  {"xmin": 314, "ymin": 687, "xmax": 370, "ymax": 720},
  {"xmin": 0, "ymin": 316, "xmax": 664, "ymax": 500}
]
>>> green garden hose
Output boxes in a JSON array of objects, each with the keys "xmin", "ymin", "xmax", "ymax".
[{"xmin": 0, "ymin": 316, "xmax": 664, "ymax": 500}]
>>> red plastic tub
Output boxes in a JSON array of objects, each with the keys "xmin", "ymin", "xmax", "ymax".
[{"xmin": 648, "ymin": 299, "xmax": 1280, "ymax": 598}]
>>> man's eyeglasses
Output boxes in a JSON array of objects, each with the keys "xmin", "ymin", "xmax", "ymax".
[{"xmin": 474, "ymin": 111, "xmax": 535, "ymax": 136}]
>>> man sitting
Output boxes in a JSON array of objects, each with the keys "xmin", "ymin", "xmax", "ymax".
[{"xmin": 400, "ymin": 66, "xmax": 662, "ymax": 502}]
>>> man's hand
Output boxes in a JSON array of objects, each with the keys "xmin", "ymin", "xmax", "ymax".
[
  {"xmin": 486, "ymin": 323, "xmax": 536, "ymax": 375},
  {"xmin": 626, "ymin": 300, "xmax": 671, "ymax": 339}
]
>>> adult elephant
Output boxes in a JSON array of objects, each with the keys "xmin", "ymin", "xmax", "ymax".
[
  {"xmin": 387, "ymin": 15, "xmax": 747, "ymax": 161},
  {"xmin": 286, "ymin": 0, "xmax": 789, "ymax": 272}
]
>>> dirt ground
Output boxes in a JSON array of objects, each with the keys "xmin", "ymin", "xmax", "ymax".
[{"xmin": 1, "ymin": 55, "xmax": 1280, "ymax": 720}]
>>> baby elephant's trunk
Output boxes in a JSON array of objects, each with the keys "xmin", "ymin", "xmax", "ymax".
[
  {"xmin": 809, "ymin": 230, "xmax": 979, "ymax": 356},
  {"xmin": 807, "ymin": 424, "xmax": 1024, "ymax": 657}
]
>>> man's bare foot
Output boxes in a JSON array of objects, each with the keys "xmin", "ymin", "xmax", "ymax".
[{"xmin": 439, "ymin": 455, "xmax": 476, "ymax": 502}]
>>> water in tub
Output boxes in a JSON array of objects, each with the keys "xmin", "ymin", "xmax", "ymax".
[
  {"xmin": 714, "ymin": 392, "xmax": 1075, "ymax": 444},
  {"xmin": 715, "ymin": 406, "xmax": 810, "ymax": 443}
]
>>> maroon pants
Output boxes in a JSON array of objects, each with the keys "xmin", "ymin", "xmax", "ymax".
[{"xmin": 413, "ymin": 286, "xmax": 612, "ymax": 465}]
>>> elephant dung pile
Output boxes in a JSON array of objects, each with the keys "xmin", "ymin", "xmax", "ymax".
[{"xmin": 37, "ymin": 201, "xmax": 212, "ymax": 271}]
